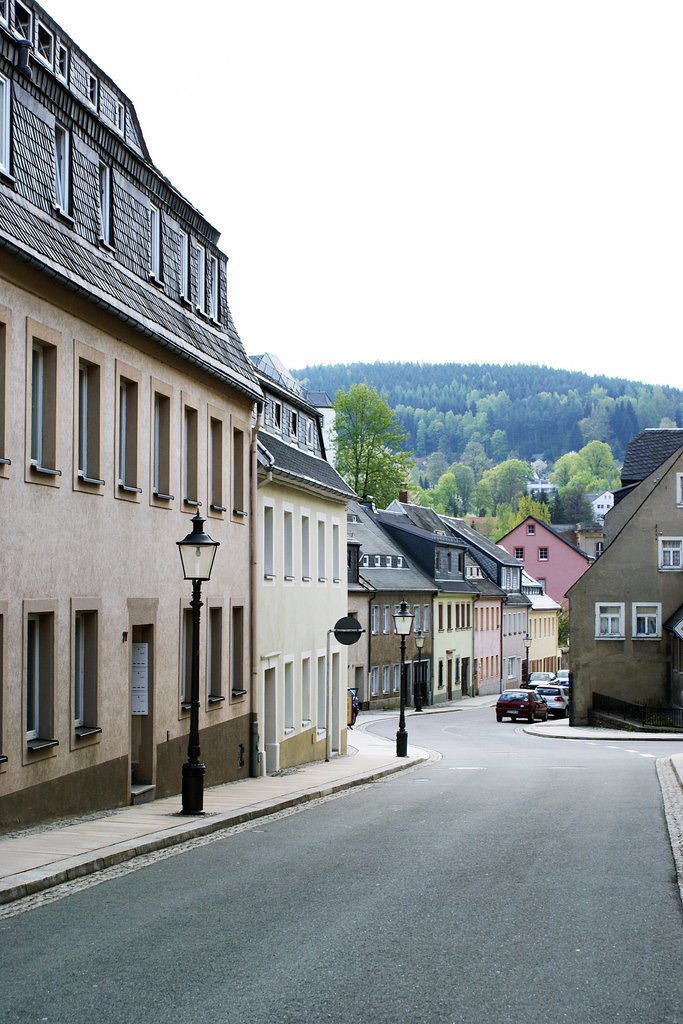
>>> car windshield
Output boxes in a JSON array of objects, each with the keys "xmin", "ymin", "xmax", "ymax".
[
  {"xmin": 536, "ymin": 687, "xmax": 560, "ymax": 696},
  {"xmin": 500, "ymin": 692, "xmax": 527, "ymax": 701}
]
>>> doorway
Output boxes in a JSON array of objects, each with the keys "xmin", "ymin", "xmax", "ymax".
[{"xmin": 130, "ymin": 623, "xmax": 154, "ymax": 790}]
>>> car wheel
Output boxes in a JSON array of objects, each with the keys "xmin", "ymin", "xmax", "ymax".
[
  {"xmin": 559, "ymin": 710, "xmax": 566, "ymax": 719},
  {"xmin": 529, "ymin": 711, "xmax": 535, "ymax": 723},
  {"xmin": 496, "ymin": 715, "xmax": 503, "ymax": 722}
]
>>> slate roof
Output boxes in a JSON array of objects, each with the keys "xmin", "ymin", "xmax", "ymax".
[
  {"xmin": 347, "ymin": 502, "xmax": 437, "ymax": 595},
  {"xmin": 257, "ymin": 432, "xmax": 355, "ymax": 500},
  {"xmin": 440, "ymin": 515, "xmax": 520, "ymax": 567},
  {"xmin": 620, "ymin": 429, "xmax": 683, "ymax": 486},
  {"xmin": 0, "ymin": 189, "xmax": 262, "ymax": 402},
  {"xmin": 374, "ymin": 508, "xmax": 477, "ymax": 596}
]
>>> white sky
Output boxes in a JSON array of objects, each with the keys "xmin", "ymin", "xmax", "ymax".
[{"xmin": 46, "ymin": 1, "xmax": 683, "ymax": 388}]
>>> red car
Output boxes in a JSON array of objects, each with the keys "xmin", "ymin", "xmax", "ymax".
[{"xmin": 496, "ymin": 688, "xmax": 549, "ymax": 723}]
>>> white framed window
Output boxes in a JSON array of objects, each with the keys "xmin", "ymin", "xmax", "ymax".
[
  {"xmin": 595, "ymin": 603, "xmax": 625, "ymax": 639},
  {"xmin": 527, "ymin": 523, "xmax": 535, "ymax": 535},
  {"xmin": 273, "ymin": 401, "xmax": 282, "ymax": 429},
  {"xmin": 284, "ymin": 661, "xmax": 294, "ymax": 732},
  {"xmin": 116, "ymin": 364, "xmax": 141, "ymax": 497},
  {"xmin": 208, "ymin": 412, "xmax": 225, "ymax": 514},
  {"xmin": 179, "ymin": 231, "xmax": 190, "ymax": 301},
  {"xmin": 632, "ymin": 603, "xmax": 661, "ymax": 639},
  {"xmin": 0, "ymin": 73, "xmax": 9, "ymax": 176},
  {"xmin": 659, "ymin": 538, "xmax": 682, "ymax": 570},
  {"xmin": 332, "ymin": 523, "xmax": 340, "ymax": 581},
  {"xmin": 423, "ymin": 604, "xmax": 430, "ymax": 632},
  {"xmin": 54, "ymin": 124, "xmax": 70, "ymax": 214},
  {"xmin": 232, "ymin": 425, "xmax": 246, "ymax": 517},
  {"xmin": 383, "ymin": 604, "xmax": 390, "ymax": 633},
  {"xmin": 114, "ymin": 99, "xmax": 124, "ymax": 134},
  {"xmin": 677, "ymin": 473, "xmax": 683, "ymax": 507},
  {"xmin": 514, "ymin": 547, "xmax": 524, "ymax": 560},
  {"xmin": 26, "ymin": 611, "xmax": 54, "ymax": 744},
  {"xmin": 0, "ymin": 1, "xmax": 8, "ymax": 27},
  {"xmin": 284, "ymin": 509, "xmax": 293, "ymax": 579},
  {"xmin": 301, "ymin": 657, "xmax": 311, "ymax": 724},
  {"xmin": 317, "ymin": 519, "xmax": 326, "ymax": 581},
  {"xmin": 301, "ymin": 514, "xmax": 310, "ymax": 579},
  {"xmin": 289, "ymin": 410, "xmax": 298, "ymax": 439},
  {"xmin": 305, "ymin": 417, "xmax": 314, "ymax": 446},
  {"xmin": 77, "ymin": 355, "xmax": 103, "ymax": 485},
  {"xmin": 209, "ymin": 254, "xmax": 219, "ymax": 321},
  {"xmin": 98, "ymin": 164, "xmax": 111, "ymax": 245},
  {"xmin": 35, "ymin": 21, "xmax": 54, "ymax": 68},
  {"xmin": 506, "ymin": 657, "xmax": 516, "ymax": 679},
  {"xmin": 149, "ymin": 205, "xmax": 161, "ymax": 279},
  {"xmin": 538, "ymin": 547, "xmax": 548, "ymax": 561},
  {"xmin": 152, "ymin": 383, "xmax": 173, "ymax": 502},
  {"xmin": 382, "ymin": 665, "xmax": 390, "ymax": 694},
  {"xmin": 182, "ymin": 399, "xmax": 199, "ymax": 508},
  {"xmin": 371, "ymin": 605, "xmax": 379, "ymax": 635},
  {"xmin": 14, "ymin": 1, "xmax": 31, "ymax": 40},
  {"xmin": 207, "ymin": 606, "xmax": 223, "ymax": 701},
  {"xmin": 393, "ymin": 664, "xmax": 401, "ymax": 693},
  {"xmin": 231, "ymin": 605, "xmax": 245, "ymax": 696},
  {"xmin": 370, "ymin": 666, "xmax": 379, "ymax": 697},
  {"xmin": 56, "ymin": 42, "xmax": 68, "ymax": 81},
  {"xmin": 263, "ymin": 504, "xmax": 274, "ymax": 578},
  {"xmin": 87, "ymin": 73, "xmax": 98, "ymax": 109},
  {"xmin": 193, "ymin": 242, "xmax": 206, "ymax": 313}
]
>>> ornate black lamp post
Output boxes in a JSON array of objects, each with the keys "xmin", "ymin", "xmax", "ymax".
[
  {"xmin": 523, "ymin": 633, "xmax": 532, "ymax": 686},
  {"xmin": 177, "ymin": 512, "xmax": 219, "ymax": 815},
  {"xmin": 414, "ymin": 629, "xmax": 425, "ymax": 711},
  {"xmin": 393, "ymin": 599, "xmax": 414, "ymax": 757}
]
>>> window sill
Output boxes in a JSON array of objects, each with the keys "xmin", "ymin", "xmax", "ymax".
[
  {"xmin": 0, "ymin": 167, "xmax": 16, "ymax": 187},
  {"xmin": 0, "ymin": 753, "xmax": 7, "ymax": 764},
  {"xmin": 208, "ymin": 694, "xmax": 225, "ymax": 705},
  {"xmin": 284, "ymin": 575, "xmax": 295, "ymax": 581},
  {"xmin": 318, "ymin": 577, "xmax": 327, "ymax": 583},
  {"xmin": 302, "ymin": 576, "xmax": 311, "ymax": 583},
  {"xmin": 183, "ymin": 498, "xmax": 202, "ymax": 509},
  {"xmin": 0, "ymin": 457, "xmax": 11, "ymax": 465},
  {"xmin": 52, "ymin": 205, "xmax": 75, "ymax": 227},
  {"xmin": 180, "ymin": 702, "xmax": 192, "ymax": 712},
  {"xmin": 118, "ymin": 482, "xmax": 142, "ymax": 494},
  {"xmin": 98, "ymin": 237, "xmax": 115, "ymax": 253},
  {"xmin": 209, "ymin": 503, "xmax": 226, "ymax": 513},
  {"xmin": 595, "ymin": 636, "xmax": 625, "ymax": 641},
  {"xmin": 284, "ymin": 727, "xmax": 295, "ymax": 736},
  {"xmin": 232, "ymin": 508, "xmax": 248, "ymax": 518},
  {"xmin": 27, "ymin": 737, "xmax": 59, "ymax": 752},
  {"xmin": 78, "ymin": 472, "xmax": 105, "ymax": 486},
  {"xmin": 231, "ymin": 688, "xmax": 247, "ymax": 698},
  {"xmin": 148, "ymin": 273, "xmax": 164, "ymax": 287},
  {"xmin": 75, "ymin": 725, "xmax": 102, "ymax": 738},
  {"xmin": 264, "ymin": 573, "xmax": 276, "ymax": 581},
  {"xmin": 153, "ymin": 490, "xmax": 174, "ymax": 501},
  {"xmin": 31, "ymin": 462, "xmax": 62, "ymax": 477}
]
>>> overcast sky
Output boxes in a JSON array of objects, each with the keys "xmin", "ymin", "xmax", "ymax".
[{"xmin": 46, "ymin": 1, "xmax": 682, "ymax": 387}]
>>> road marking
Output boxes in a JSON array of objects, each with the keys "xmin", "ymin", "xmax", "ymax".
[{"xmin": 449, "ymin": 766, "xmax": 486, "ymax": 771}]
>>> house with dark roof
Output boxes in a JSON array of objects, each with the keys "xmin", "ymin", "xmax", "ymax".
[
  {"xmin": 346, "ymin": 501, "xmax": 436, "ymax": 709},
  {"xmin": 568, "ymin": 430, "xmax": 683, "ymax": 724},
  {"xmin": 497, "ymin": 516, "xmax": 593, "ymax": 607},
  {"xmin": 0, "ymin": 1, "xmax": 264, "ymax": 829},
  {"xmin": 251, "ymin": 354, "xmax": 355, "ymax": 771}
]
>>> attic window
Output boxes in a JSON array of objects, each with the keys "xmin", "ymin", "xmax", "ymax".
[
  {"xmin": 0, "ymin": 1, "xmax": 7, "ymax": 27},
  {"xmin": 36, "ymin": 21, "xmax": 53, "ymax": 67},
  {"xmin": 114, "ymin": 99, "xmax": 124, "ymax": 134},
  {"xmin": 56, "ymin": 42, "xmax": 68, "ymax": 80},
  {"xmin": 289, "ymin": 411, "xmax": 298, "ymax": 438},
  {"xmin": 527, "ymin": 524, "xmax": 535, "ymax": 535},
  {"xmin": 87, "ymin": 73, "xmax": 98, "ymax": 108},
  {"xmin": 14, "ymin": 1, "xmax": 31, "ymax": 40}
]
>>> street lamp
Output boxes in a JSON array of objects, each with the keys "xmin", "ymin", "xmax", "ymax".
[
  {"xmin": 413, "ymin": 629, "xmax": 425, "ymax": 712},
  {"xmin": 393, "ymin": 599, "xmax": 414, "ymax": 757},
  {"xmin": 177, "ymin": 512, "xmax": 219, "ymax": 815},
  {"xmin": 523, "ymin": 633, "xmax": 532, "ymax": 687}
]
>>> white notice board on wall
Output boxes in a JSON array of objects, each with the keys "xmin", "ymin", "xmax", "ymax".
[{"xmin": 131, "ymin": 642, "xmax": 149, "ymax": 716}]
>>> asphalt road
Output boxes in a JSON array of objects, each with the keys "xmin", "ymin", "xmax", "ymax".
[{"xmin": 1, "ymin": 709, "xmax": 681, "ymax": 1024}]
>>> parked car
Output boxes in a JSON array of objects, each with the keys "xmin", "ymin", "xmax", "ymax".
[
  {"xmin": 496, "ymin": 689, "xmax": 549, "ymax": 723},
  {"xmin": 556, "ymin": 669, "xmax": 570, "ymax": 685},
  {"xmin": 523, "ymin": 671, "xmax": 557, "ymax": 689},
  {"xmin": 534, "ymin": 684, "xmax": 568, "ymax": 718}
]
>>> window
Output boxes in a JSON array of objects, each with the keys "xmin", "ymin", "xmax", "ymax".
[
  {"xmin": 273, "ymin": 401, "xmax": 282, "ymax": 430},
  {"xmin": 29, "ymin": 329, "xmax": 61, "ymax": 480},
  {"xmin": 659, "ymin": 538, "xmax": 682, "ymax": 570},
  {"xmin": 423, "ymin": 604, "xmax": 430, "ymax": 633},
  {"xmin": 284, "ymin": 510, "xmax": 293, "ymax": 578},
  {"xmin": 0, "ymin": 73, "xmax": 9, "ymax": 176},
  {"xmin": 114, "ymin": 99, "xmax": 124, "ymax": 133},
  {"xmin": 595, "ymin": 542, "xmax": 604, "ymax": 558},
  {"xmin": 231, "ymin": 606, "xmax": 245, "ymax": 695},
  {"xmin": 76, "ymin": 353, "xmax": 103, "ymax": 486},
  {"xmin": 677, "ymin": 474, "xmax": 683, "ymax": 507},
  {"xmin": 87, "ymin": 73, "xmax": 98, "ymax": 108},
  {"xmin": 0, "ymin": 1, "xmax": 7, "ymax": 26},
  {"xmin": 54, "ymin": 124, "xmax": 70, "ymax": 215},
  {"xmin": 332, "ymin": 524, "xmax": 340, "ymax": 581},
  {"xmin": 35, "ymin": 21, "xmax": 53, "ymax": 67},
  {"xmin": 149, "ymin": 205, "xmax": 161, "ymax": 279},
  {"xmin": 209, "ymin": 413, "xmax": 225, "ymax": 513},
  {"xmin": 633, "ymin": 603, "xmax": 661, "ymax": 639},
  {"xmin": 301, "ymin": 657, "xmax": 311, "ymax": 724},
  {"xmin": 179, "ymin": 231, "xmax": 190, "ymax": 302},
  {"xmin": 14, "ymin": 1, "xmax": 31, "ymax": 40},
  {"xmin": 232, "ymin": 425, "xmax": 246, "ymax": 516},
  {"xmin": 538, "ymin": 547, "xmax": 548, "ymax": 561},
  {"xmin": 263, "ymin": 505, "xmax": 274, "ymax": 578},
  {"xmin": 305, "ymin": 417, "xmax": 314, "ymax": 446},
  {"xmin": 117, "ymin": 371, "xmax": 141, "ymax": 495},
  {"xmin": 383, "ymin": 605, "xmax": 391, "ymax": 633},
  {"xmin": 382, "ymin": 665, "xmax": 390, "ymax": 694},
  {"xmin": 0, "ymin": 308, "xmax": 7, "ymax": 476},
  {"xmin": 595, "ymin": 603, "xmax": 625, "ymax": 639},
  {"xmin": 207, "ymin": 606, "xmax": 223, "ymax": 701},
  {"xmin": 506, "ymin": 657, "xmax": 516, "ymax": 679},
  {"xmin": 371, "ymin": 605, "xmax": 379, "ymax": 635},
  {"xmin": 25, "ymin": 610, "xmax": 56, "ymax": 748},
  {"xmin": 284, "ymin": 661, "xmax": 294, "ymax": 731},
  {"xmin": 98, "ymin": 164, "xmax": 112, "ymax": 245},
  {"xmin": 289, "ymin": 410, "xmax": 298, "ymax": 439},
  {"xmin": 370, "ymin": 666, "xmax": 379, "ymax": 696},
  {"xmin": 56, "ymin": 42, "xmax": 68, "ymax": 80},
  {"xmin": 73, "ymin": 609, "xmax": 98, "ymax": 734},
  {"xmin": 317, "ymin": 657, "xmax": 326, "ymax": 728},
  {"xmin": 301, "ymin": 514, "xmax": 310, "ymax": 579},
  {"xmin": 393, "ymin": 664, "xmax": 401, "ymax": 693},
  {"xmin": 180, "ymin": 607, "xmax": 192, "ymax": 707},
  {"xmin": 514, "ymin": 547, "xmax": 524, "ymax": 560},
  {"xmin": 317, "ymin": 520, "xmax": 326, "ymax": 581},
  {"xmin": 208, "ymin": 254, "xmax": 219, "ymax": 321},
  {"xmin": 182, "ymin": 400, "xmax": 199, "ymax": 507},
  {"xmin": 193, "ymin": 242, "xmax": 206, "ymax": 313},
  {"xmin": 438, "ymin": 603, "xmax": 444, "ymax": 631},
  {"xmin": 152, "ymin": 384, "xmax": 173, "ymax": 501},
  {"xmin": 527, "ymin": 524, "xmax": 535, "ymax": 535}
]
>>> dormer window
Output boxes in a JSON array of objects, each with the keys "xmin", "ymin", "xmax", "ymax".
[
  {"xmin": 36, "ymin": 21, "xmax": 54, "ymax": 67},
  {"xmin": 149, "ymin": 205, "xmax": 161, "ymax": 280},
  {"xmin": 56, "ymin": 42, "xmax": 68, "ymax": 80},
  {"xmin": 114, "ymin": 99, "xmax": 125, "ymax": 134},
  {"xmin": 0, "ymin": 2, "xmax": 8, "ymax": 28},
  {"xmin": 54, "ymin": 124, "xmax": 71, "ymax": 215},
  {"xmin": 305, "ymin": 417, "xmax": 314, "ymax": 446},
  {"xmin": 273, "ymin": 401, "xmax": 282, "ymax": 429},
  {"xmin": 209, "ymin": 254, "xmax": 219, "ymax": 321},
  {"xmin": 87, "ymin": 73, "xmax": 98, "ymax": 109},
  {"xmin": 14, "ymin": 1, "xmax": 31, "ymax": 40},
  {"xmin": 289, "ymin": 411, "xmax": 298, "ymax": 439}
]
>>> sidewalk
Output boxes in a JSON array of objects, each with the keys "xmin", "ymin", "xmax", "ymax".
[
  {"xmin": 0, "ymin": 725, "xmax": 428, "ymax": 907},
  {"xmin": 1, "ymin": 698, "xmax": 681, "ymax": 908}
]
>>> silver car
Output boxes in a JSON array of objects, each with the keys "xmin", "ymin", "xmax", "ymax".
[{"xmin": 535, "ymin": 684, "xmax": 568, "ymax": 719}]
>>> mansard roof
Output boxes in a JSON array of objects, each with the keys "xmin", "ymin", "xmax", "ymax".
[
  {"xmin": 347, "ymin": 501, "xmax": 437, "ymax": 595},
  {"xmin": 620, "ymin": 429, "xmax": 683, "ymax": 487},
  {"xmin": 257, "ymin": 432, "xmax": 355, "ymax": 501}
]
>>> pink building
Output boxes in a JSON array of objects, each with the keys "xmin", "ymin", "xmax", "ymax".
[{"xmin": 498, "ymin": 517, "xmax": 593, "ymax": 606}]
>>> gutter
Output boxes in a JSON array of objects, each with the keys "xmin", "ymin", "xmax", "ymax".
[{"xmin": 250, "ymin": 401, "xmax": 265, "ymax": 776}]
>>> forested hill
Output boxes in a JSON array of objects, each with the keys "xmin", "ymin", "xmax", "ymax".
[{"xmin": 293, "ymin": 361, "xmax": 683, "ymax": 464}]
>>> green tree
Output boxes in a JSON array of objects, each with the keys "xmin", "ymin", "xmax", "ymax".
[
  {"xmin": 451, "ymin": 462, "xmax": 475, "ymax": 515},
  {"xmin": 333, "ymin": 384, "xmax": 413, "ymax": 507},
  {"xmin": 480, "ymin": 458, "xmax": 531, "ymax": 511}
]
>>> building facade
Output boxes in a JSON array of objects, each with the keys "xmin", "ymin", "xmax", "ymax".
[
  {"xmin": 0, "ymin": 1, "xmax": 262, "ymax": 829},
  {"xmin": 498, "ymin": 516, "xmax": 593, "ymax": 607}
]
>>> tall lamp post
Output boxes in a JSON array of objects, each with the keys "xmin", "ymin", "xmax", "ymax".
[
  {"xmin": 393, "ymin": 599, "xmax": 414, "ymax": 757},
  {"xmin": 177, "ymin": 512, "xmax": 219, "ymax": 815},
  {"xmin": 413, "ymin": 629, "xmax": 425, "ymax": 711},
  {"xmin": 523, "ymin": 633, "xmax": 532, "ymax": 687}
]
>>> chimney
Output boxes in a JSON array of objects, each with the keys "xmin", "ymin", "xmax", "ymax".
[{"xmin": 399, "ymin": 490, "xmax": 409, "ymax": 503}]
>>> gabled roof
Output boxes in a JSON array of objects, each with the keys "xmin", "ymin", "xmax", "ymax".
[
  {"xmin": 257, "ymin": 433, "xmax": 355, "ymax": 500},
  {"xmin": 374, "ymin": 508, "xmax": 477, "ymax": 596},
  {"xmin": 620, "ymin": 429, "xmax": 683, "ymax": 486},
  {"xmin": 440, "ymin": 515, "xmax": 519, "ymax": 567},
  {"xmin": 347, "ymin": 502, "xmax": 437, "ymax": 595},
  {"xmin": 498, "ymin": 516, "xmax": 593, "ymax": 563}
]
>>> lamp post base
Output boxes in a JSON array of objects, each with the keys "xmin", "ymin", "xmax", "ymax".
[
  {"xmin": 396, "ymin": 729, "xmax": 408, "ymax": 757},
  {"xmin": 181, "ymin": 760, "xmax": 206, "ymax": 815}
]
